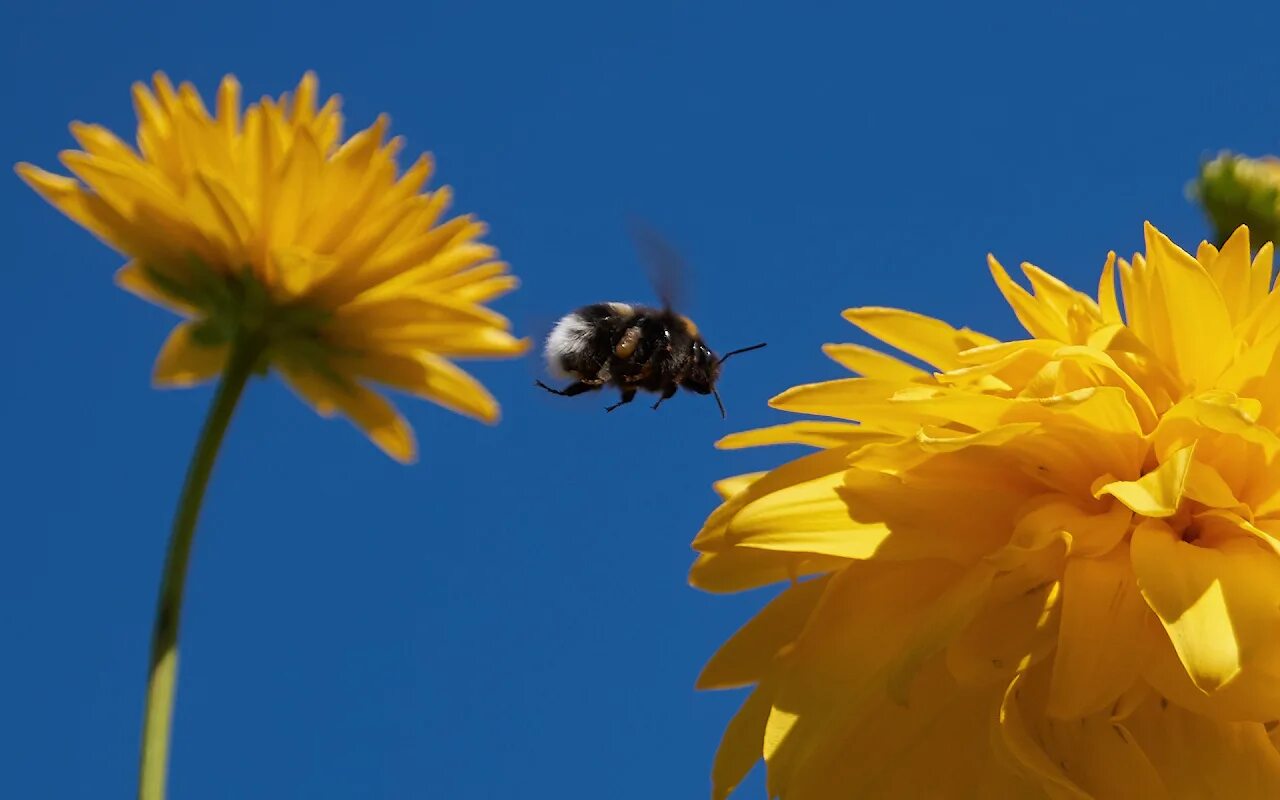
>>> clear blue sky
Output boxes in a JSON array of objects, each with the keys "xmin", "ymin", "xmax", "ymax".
[{"xmin": 3, "ymin": 1, "xmax": 1279, "ymax": 797}]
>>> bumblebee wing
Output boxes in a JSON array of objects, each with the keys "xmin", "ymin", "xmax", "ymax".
[{"xmin": 626, "ymin": 216, "xmax": 690, "ymax": 313}]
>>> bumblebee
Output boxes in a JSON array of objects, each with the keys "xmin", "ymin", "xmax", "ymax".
[{"xmin": 536, "ymin": 224, "xmax": 766, "ymax": 416}]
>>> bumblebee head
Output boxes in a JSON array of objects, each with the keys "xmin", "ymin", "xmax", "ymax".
[
  {"xmin": 680, "ymin": 341, "xmax": 721, "ymax": 396},
  {"xmin": 684, "ymin": 341, "xmax": 768, "ymax": 418}
]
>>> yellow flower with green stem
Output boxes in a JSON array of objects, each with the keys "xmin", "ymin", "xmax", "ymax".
[
  {"xmin": 17, "ymin": 73, "xmax": 525, "ymax": 799},
  {"xmin": 695, "ymin": 223, "xmax": 1280, "ymax": 799}
]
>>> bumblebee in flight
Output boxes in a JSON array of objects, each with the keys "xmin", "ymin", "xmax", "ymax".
[{"xmin": 537, "ymin": 224, "xmax": 766, "ymax": 416}]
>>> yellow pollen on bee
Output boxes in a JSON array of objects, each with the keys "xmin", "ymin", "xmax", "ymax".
[{"xmin": 615, "ymin": 326, "xmax": 642, "ymax": 358}]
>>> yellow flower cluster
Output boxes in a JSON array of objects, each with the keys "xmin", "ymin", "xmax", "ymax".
[
  {"xmin": 694, "ymin": 224, "xmax": 1280, "ymax": 798},
  {"xmin": 18, "ymin": 73, "xmax": 526, "ymax": 462}
]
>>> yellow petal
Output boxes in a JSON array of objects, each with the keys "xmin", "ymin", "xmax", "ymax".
[
  {"xmin": 338, "ymin": 350, "xmax": 499, "ymax": 423},
  {"xmin": 1048, "ymin": 549, "xmax": 1149, "ymax": 719},
  {"xmin": 15, "ymin": 163, "xmax": 156, "ymax": 257},
  {"xmin": 1250, "ymin": 241, "xmax": 1275, "ymax": 314},
  {"xmin": 152, "ymin": 322, "xmax": 228, "ymax": 387},
  {"xmin": 269, "ymin": 125, "xmax": 323, "ymax": 249},
  {"xmin": 1142, "ymin": 223, "xmax": 1234, "ymax": 390},
  {"xmin": 1131, "ymin": 517, "xmax": 1280, "ymax": 694},
  {"xmin": 715, "ymin": 421, "xmax": 886, "ymax": 451},
  {"xmin": 1122, "ymin": 692, "xmax": 1280, "ymax": 800},
  {"xmin": 1183, "ymin": 460, "xmax": 1248, "ymax": 515},
  {"xmin": 711, "ymin": 472, "xmax": 766, "ymax": 501},
  {"xmin": 946, "ymin": 566, "xmax": 1061, "ymax": 689},
  {"xmin": 1021, "ymin": 262, "xmax": 1102, "ymax": 328},
  {"xmin": 451, "ymin": 274, "xmax": 519, "ymax": 304},
  {"xmin": 760, "ymin": 560, "xmax": 972, "ymax": 796},
  {"xmin": 688, "ymin": 547, "xmax": 846, "ymax": 595},
  {"xmin": 776, "ymin": 657, "xmax": 1038, "ymax": 799},
  {"xmin": 988, "ymin": 254, "xmax": 1069, "ymax": 341},
  {"xmin": 734, "ymin": 450, "xmax": 1033, "ymax": 564},
  {"xmin": 384, "ymin": 327, "xmax": 529, "ymax": 359},
  {"xmin": 996, "ymin": 674, "xmax": 1094, "ymax": 800},
  {"xmin": 1095, "ymin": 444, "xmax": 1194, "ymax": 517},
  {"xmin": 842, "ymin": 306, "xmax": 996, "ymax": 370},
  {"xmin": 334, "ymin": 290, "xmax": 511, "ymax": 335},
  {"xmin": 1212, "ymin": 225, "xmax": 1255, "ymax": 324},
  {"xmin": 280, "ymin": 367, "xmax": 416, "ymax": 463},
  {"xmin": 698, "ymin": 577, "xmax": 829, "ymax": 690},
  {"xmin": 1132, "ymin": 521, "xmax": 1237, "ymax": 692},
  {"xmin": 886, "ymin": 562, "xmax": 997, "ymax": 705},
  {"xmin": 820, "ymin": 342, "xmax": 929, "ymax": 380},
  {"xmin": 711, "ymin": 679, "xmax": 774, "ymax": 800},
  {"xmin": 726, "ymin": 469, "xmax": 863, "ymax": 555},
  {"xmin": 1012, "ymin": 495, "xmax": 1132, "ymax": 559},
  {"xmin": 694, "ymin": 446, "xmax": 858, "ymax": 551},
  {"xmin": 1141, "ymin": 609, "xmax": 1280, "ymax": 722},
  {"xmin": 408, "ymin": 352, "xmax": 502, "ymax": 424},
  {"xmin": 770, "ymin": 377, "xmax": 1012, "ymax": 430},
  {"xmin": 1097, "ymin": 252, "xmax": 1122, "ymax": 325},
  {"xmin": 997, "ymin": 669, "xmax": 1169, "ymax": 800}
]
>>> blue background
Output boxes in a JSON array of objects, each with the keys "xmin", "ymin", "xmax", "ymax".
[{"xmin": 3, "ymin": 1, "xmax": 1277, "ymax": 797}]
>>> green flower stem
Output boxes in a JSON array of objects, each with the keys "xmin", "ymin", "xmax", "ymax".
[{"xmin": 138, "ymin": 334, "xmax": 262, "ymax": 800}]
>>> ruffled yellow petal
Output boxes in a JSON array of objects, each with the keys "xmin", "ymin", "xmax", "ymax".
[
  {"xmin": 1141, "ymin": 610, "xmax": 1280, "ymax": 723},
  {"xmin": 1096, "ymin": 445, "xmax": 1194, "ymax": 517},
  {"xmin": 778, "ymin": 658, "xmax": 1039, "ymax": 799},
  {"xmin": 760, "ymin": 561, "xmax": 970, "ymax": 796},
  {"xmin": 946, "ymin": 554, "xmax": 1062, "ymax": 689},
  {"xmin": 1047, "ymin": 549, "xmax": 1149, "ymax": 719},
  {"xmin": 998, "ymin": 669, "xmax": 1169, "ymax": 800},
  {"xmin": 1123, "ymin": 691, "xmax": 1280, "ymax": 800},
  {"xmin": 1131, "ymin": 516, "xmax": 1280, "ymax": 694}
]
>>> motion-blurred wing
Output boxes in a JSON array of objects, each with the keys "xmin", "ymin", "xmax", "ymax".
[{"xmin": 626, "ymin": 216, "xmax": 690, "ymax": 312}]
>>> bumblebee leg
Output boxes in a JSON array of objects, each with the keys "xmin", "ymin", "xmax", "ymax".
[
  {"xmin": 651, "ymin": 384, "xmax": 678, "ymax": 410},
  {"xmin": 536, "ymin": 380, "xmax": 597, "ymax": 397},
  {"xmin": 605, "ymin": 388, "xmax": 638, "ymax": 413}
]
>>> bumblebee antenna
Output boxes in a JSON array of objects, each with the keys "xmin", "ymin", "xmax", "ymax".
[
  {"xmin": 717, "ymin": 342, "xmax": 768, "ymax": 365},
  {"xmin": 712, "ymin": 388, "xmax": 727, "ymax": 418}
]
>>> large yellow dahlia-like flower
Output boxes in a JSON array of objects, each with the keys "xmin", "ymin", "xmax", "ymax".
[
  {"xmin": 17, "ymin": 73, "xmax": 525, "ymax": 462},
  {"xmin": 694, "ymin": 223, "xmax": 1280, "ymax": 799}
]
